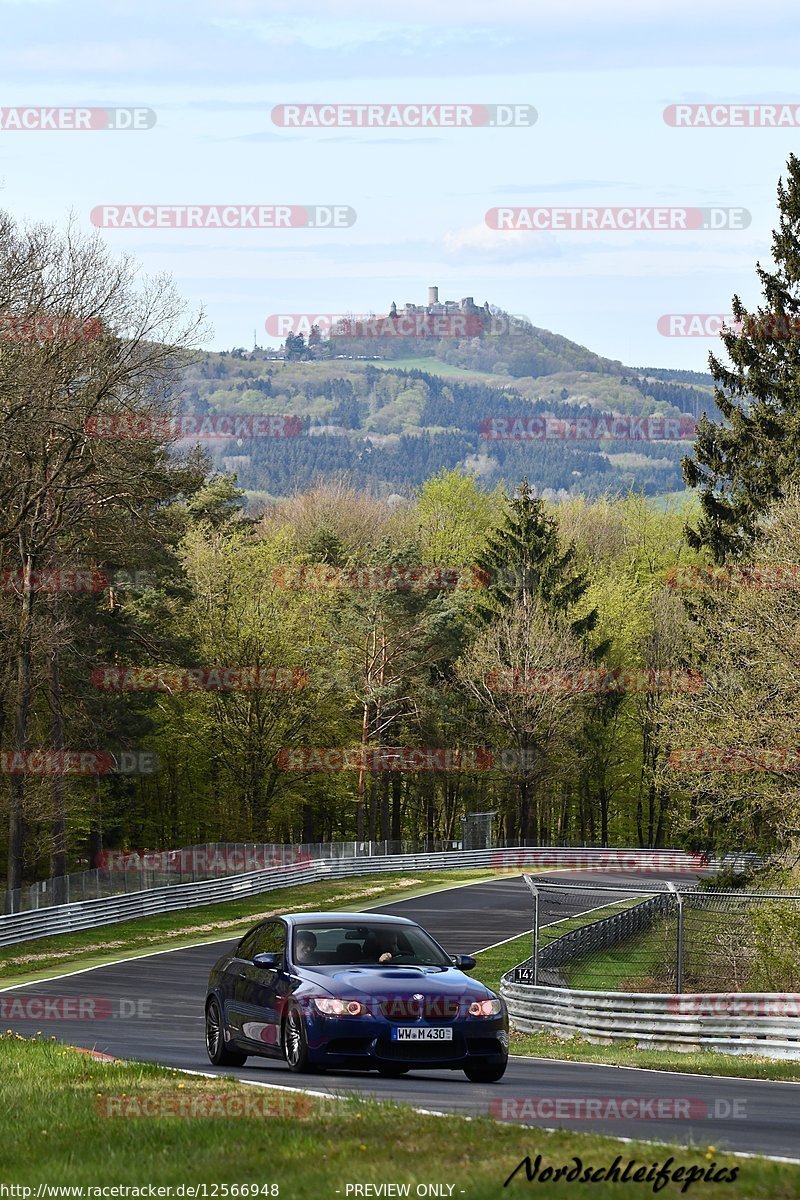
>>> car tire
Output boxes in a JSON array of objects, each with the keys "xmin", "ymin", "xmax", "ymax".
[
  {"xmin": 283, "ymin": 1005, "xmax": 315, "ymax": 1073},
  {"xmin": 377, "ymin": 1063, "xmax": 410, "ymax": 1077},
  {"xmin": 463, "ymin": 1060, "xmax": 507, "ymax": 1083},
  {"xmin": 205, "ymin": 998, "xmax": 248, "ymax": 1067}
]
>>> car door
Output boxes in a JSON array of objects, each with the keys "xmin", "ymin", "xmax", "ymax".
[{"xmin": 231, "ymin": 920, "xmax": 289, "ymax": 1055}]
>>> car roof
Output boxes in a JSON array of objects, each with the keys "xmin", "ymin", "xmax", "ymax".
[{"xmin": 282, "ymin": 912, "xmax": 416, "ymax": 926}]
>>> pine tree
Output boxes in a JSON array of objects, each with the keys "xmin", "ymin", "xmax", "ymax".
[
  {"xmin": 683, "ymin": 154, "xmax": 800, "ymax": 562},
  {"xmin": 476, "ymin": 479, "xmax": 602, "ymax": 646}
]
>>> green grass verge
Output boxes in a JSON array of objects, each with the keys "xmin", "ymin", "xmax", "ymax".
[
  {"xmin": 0, "ymin": 870, "xmax": 496, "ymax": 988},
  {"xmin": 471, "ymin": 934, "xmax": 800, "ymax": 1083},
  {"xmin": 507, "ymin": 1030, "xmax": 800, "ymax": 1083},
  {"xmin": 2, "ymin": 1034, "xmax": 798, "ymax": 1197}
]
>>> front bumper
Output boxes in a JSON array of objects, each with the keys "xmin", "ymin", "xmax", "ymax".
[{"xmin": 305, "ymin": 1015, "xmax": 509, "ymax": 1070}]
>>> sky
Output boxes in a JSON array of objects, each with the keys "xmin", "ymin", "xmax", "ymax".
[{"xmin": 1, "ymin": 0, "xmax": 799, "ymax": 370}]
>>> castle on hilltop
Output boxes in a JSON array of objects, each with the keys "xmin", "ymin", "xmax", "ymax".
[{"xmin": 389, "ymin": 286, "xmax": 492, "ymax": 321}]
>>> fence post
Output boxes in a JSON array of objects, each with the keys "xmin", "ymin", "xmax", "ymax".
[
  {"xmin": 522, "ymin": 874, "xmax": 539, "ymax": 987},
  {"xmin": 667, "ymin": 882, "xmax": 684, "ymax": 993}
]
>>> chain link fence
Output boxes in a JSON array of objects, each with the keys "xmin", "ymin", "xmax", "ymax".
[
  {"xmin": 2, "ymin": 838, "xmax": 465, "ymax": 914},
  {"xmin": 510, "ymin": 876, "xmax": 800, "ymax": 994}
]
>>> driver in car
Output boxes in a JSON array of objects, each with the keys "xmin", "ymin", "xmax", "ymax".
[
  {"xmin": 378, "ymin": 931, "xmax": 401, "ymax": 962},
  {"xmin": 294, "ymin": 930, "xmax": 317, "ymax": 964}
]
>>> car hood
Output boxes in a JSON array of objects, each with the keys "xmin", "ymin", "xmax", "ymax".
[{"xmin": 296, "ymin": 964, "xmax": 498, "ymax": 1001}]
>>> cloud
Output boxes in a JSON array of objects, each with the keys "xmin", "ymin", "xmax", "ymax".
[
  {"xmin": 1, "ymin": 3, "xmax": 799, "ymax": 84},
  {"xmin": 495, "ymin": 180, "xmax": 638, "ymax": 196},
  {"xmin": 221, "ymin": 131, "xmax": 301, "ymax": 143},
  {"xmin": 443, "ymin": 222, "xmax": 561, "ymax": 262}
]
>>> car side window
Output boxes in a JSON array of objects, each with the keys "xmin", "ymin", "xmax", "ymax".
[
  {"xmin": 236, "ymin": 926, "xmax": 263, "ymax": 960},
  {"xmin": 258, "ymin": 921, "xmax": 286, "ymax": 956},
  {"xmin": 238, "ymin": 921, "xmax": 286, "ymax": 961}
]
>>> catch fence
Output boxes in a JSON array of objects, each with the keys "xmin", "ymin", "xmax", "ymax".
[{"xmin": 509, "ymin": 872, "xmax": 794, "ymax": 994}]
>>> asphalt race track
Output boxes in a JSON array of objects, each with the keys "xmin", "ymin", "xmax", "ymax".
[{"xmin": 3, "ymin": 872, "xmax": 799, "ymax": 1160}]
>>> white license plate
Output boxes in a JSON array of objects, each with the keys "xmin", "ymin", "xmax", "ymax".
[{"xmin": 392, "ymin": 1027, "xmax": 453, "ymax": 1041}]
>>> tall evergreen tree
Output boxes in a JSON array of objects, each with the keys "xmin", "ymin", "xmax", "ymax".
[
  {"xmin": 683, "ymin": 154, "xmax": 800, "ymax": 562},
  {"xmin": 476, "ymin": 479, "xmax": 603, "ymax": 647}
]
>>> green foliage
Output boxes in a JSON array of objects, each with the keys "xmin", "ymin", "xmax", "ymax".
[
  {"xmin": 749, "ymin": 902, "xmax": 800, "ymax": 991},
  {"xmin": 684, "ymin": 154, "xmax": 800, "ymax": 560}
]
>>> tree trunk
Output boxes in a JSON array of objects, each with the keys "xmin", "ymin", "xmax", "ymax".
[
  {"xmin": 356, "ymin": 628, "xmax": 374, "ymax": 842},
  {"xmin": 87, "ymin": 779, "xmax": 103, "ymax": 880},
  {"xmin": 7, "ymin": 552, "xmax": 35, "ymax": 905},
  {"xmin": 390, "ymin": 775, "xmax": 402, "ymax": 843},
  {"xmin": 48, "ymin": 644, "xmax": 67, "ymax": 899}
]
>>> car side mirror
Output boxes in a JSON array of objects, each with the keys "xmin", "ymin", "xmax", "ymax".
[
  {"xmin": 453, "ymin": 954, "xmax": 476, "ymax": 971},
  {"xmin": 252, "ymin": 952, "xmax": 281, "ymax": 970}
]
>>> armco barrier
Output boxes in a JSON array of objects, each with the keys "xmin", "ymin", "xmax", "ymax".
[
  {"xmin": 0, "ymin": 846, "xmax": 730, "ymax": 947},
  {"xmin": 500, "ymin": 980, "xmax": 800, "ymax": 1060}
]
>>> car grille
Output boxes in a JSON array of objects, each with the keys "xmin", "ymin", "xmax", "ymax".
[
  {"xmin": 378, "ymin": 1036, "xmax": 464, "ymax": 1061},
  {"xmin": 379, "ymin": 997, "xmax": 460, "ymax": 1022}
]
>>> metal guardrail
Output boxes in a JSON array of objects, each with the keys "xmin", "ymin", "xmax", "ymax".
[
  {"xmin": 500, "ymin": 980, "xmax": 800, "ymax": 1061},
  {"xmin": 0, "ymin": 846, "xmax": 719, "ymax": 948},
  {"xmin": 1, "ymin": 839, "xmax": 466, "ymax": 914}
]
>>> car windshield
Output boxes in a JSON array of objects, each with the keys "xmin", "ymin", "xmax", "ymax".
[{"xmin": 291, "ymin": 923, "xmax": 451, "ymax": 967}]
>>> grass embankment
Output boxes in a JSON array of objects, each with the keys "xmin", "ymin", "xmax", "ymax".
[
  {"xmin": 472, "ymin": 897, "xmax": 646, "ymax": 996},
  {"xmin": 2, "ymin": 1034, "xmax": 798, "ymax": 1197},
  {"xmin": 0, "ymin": 869, "xmax": 495, "ymax": 988},
  {"xmin": 471, "ymin": 932, "xmax": 800, "ymax": 1083}
]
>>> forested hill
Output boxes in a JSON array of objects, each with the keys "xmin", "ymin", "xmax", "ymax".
[{"xmin": 180, "ymin": 321, "xmax": 719, "ymax": 505}]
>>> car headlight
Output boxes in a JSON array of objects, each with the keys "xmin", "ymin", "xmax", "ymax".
[
  {"xmin": 312, "ymin": 997, "xmax": 366, "ymax": 1017},
  {"xmin": 468, "ymin": 997, "xmax": 503, "ymax": 1018}
]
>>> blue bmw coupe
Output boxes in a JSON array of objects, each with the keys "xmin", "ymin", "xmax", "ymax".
[{"xmin": 205, "ymin": 912, "xmax": 508, "ymax": 1082}]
